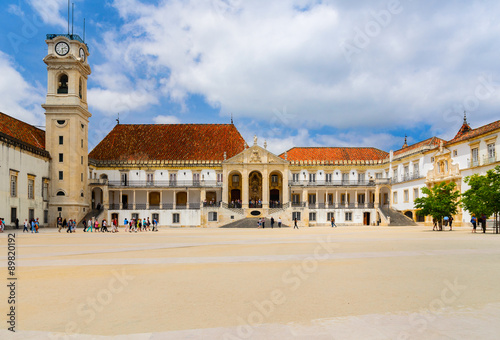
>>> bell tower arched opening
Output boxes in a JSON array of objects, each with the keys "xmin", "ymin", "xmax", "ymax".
[{"xmin": 57, "ymin": 74, "xmax": 68, "ymax": 94}]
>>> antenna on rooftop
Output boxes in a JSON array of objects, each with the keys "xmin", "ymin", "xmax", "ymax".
[
  {"xmin": 72, "ymin": 3, "xmax": 74, "ymax": 35},
  {"xmin": 83, "ymin": 18, "xmax": 86, "ymax": 42},
  {"xmin": 116, "ymin": 113, "xmax": 120, "ymax": 125},
  {"xmin": 463, "ymin": 110, "xmax": 467, "ymax": 124},
  {"xmin": 230, "ymin": 113, "xmax": 233, "ymax": 124},
  {"xmin": 67, "ymin": 0, "xmax": 70, "ymax": 34}
]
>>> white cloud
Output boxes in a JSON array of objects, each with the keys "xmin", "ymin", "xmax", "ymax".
[
  {"xmin": 28, "ymin": 0, "xmax": 68, "ymax": 29},
  {"xmin": 153, "ymin": 115, "xmax": 181, "ymax": 124},
  {"xmin": 94, "ymin": 0, "xmax": 500, "ymax": 141},
  {"xmin": 0, "ymin": 51, "xmax": 44, "ymax": 126}
]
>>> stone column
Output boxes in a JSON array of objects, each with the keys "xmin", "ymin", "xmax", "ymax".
[
  {"xmin": 263, "ymin": 167, "xmax": 269, "ymax": 208},
  {"xmin": 325, "ymin": 190, "xmax": 329, "ymax": 208},
  {"xmin": 186, "ymin": 190, "xmax": 190, "ymax": 209},
  {"xmin": 119, "ymin": 190, "xmax": 123, "ymax": 210},
  {"xmin": 375, "ymin": 186, "xmax": 380, "ymax": 208},
  {"xmin": 200, "ymin": 187, "xmax": 206, "ymax": 208},
  {"xmin": 146, "ymin": 190, "xmax": 149, "ymax": 210},
  {"xmin": 133, "ymin": 190, "xmax": 136, "ymax": 210},
  {"xmin": 159, "ymin": 190, "xmax": 163, "ymax": 209},
  {"xmin": 282, "ymin": 168, "xmax": 289, "ymax": 206},
  {"xmin": 335, "ymin": 190, "xmax": 339, "ymax": 209},
  {"xmin": 222, "ymin": 168, "xmax": 229, "ymax": 204},
  {"xmin": 173, "ymin": 190, "xmax": 176, "ymax": 209},
  {"xmin": 355, "ymin": 190, "xmax": 358, "ymax": 208},
  {"xmin": 242, "ymin": 167, "xmax": 249, "ymax": 209}
]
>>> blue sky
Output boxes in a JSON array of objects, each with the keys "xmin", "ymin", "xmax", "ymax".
[{"xmin": 1, "ymin": 0, "xmax": 500, "ymax": 154}]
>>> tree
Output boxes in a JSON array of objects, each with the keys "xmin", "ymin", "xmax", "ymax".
[
  {"xmin": 414, "ymin": 181, "xmax": 461, "ymax": 230},
  {"xmin": 462, "ymin": 165, "xmax": 500, "ymax": 233}
]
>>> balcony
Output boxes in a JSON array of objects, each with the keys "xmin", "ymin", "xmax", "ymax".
[
  {"xmin": 392, "ymin": 173, "xmax": 423, "ymax": 184},
  {"xmin": 289, "ymin": 180, "xmax": 376, "ymax": 187},
  {"xmin": 107, "ymin": 180, "xmax": 223, "ymax": 188}
]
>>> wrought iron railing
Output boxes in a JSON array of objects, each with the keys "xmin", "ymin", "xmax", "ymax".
[
  {"xmin": 107, "ymin": 180, "xmax": 223, "ymax": 188},
  {"xmin": 289, "ymin": 180, "xmax": 376, "ymax": 187}
]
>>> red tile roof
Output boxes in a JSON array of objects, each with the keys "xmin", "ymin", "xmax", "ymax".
[
  {"xmin": 446, "ymin": 119, "xmax": 500, "ymax": 145},
  {"xmin": 89, "ymin": 124, "xmax": 245, "ymax": 161},
  {"xmin": 0, "ymin": 112, "xmax": 46, "ymax": 151},
  {"xmin": 393, "ymin": 137, "xmax": 445, "ymax": 157},
  {"xmin": 279, "ymin": 147, "xmax": 388, "ymax": 162}
]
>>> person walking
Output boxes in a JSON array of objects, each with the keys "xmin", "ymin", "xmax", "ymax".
[
  {"xmin": 331, "ymin": 216, "xmax": 337, "ymax": 227},
  {"xmin": 449, "ymin": 216, "xmax": 453, "ymax": 231},
  {"xmin": 294, "ymin": 217, "xmax": 299, "ymax": 229},
  {"xmin": 23, "ymin": 219, "xmax": 29, "ymax": 232},
  {"xmin": 481, "ymin": 214, "xmax": 487, "ymax": 233},
  {"xmin": 471, "ymin": 215, "xmax": 477, "ymax": 233},
  {"xmin": 278, "ymin": 217, "xmax": 282, "ymax": 228},
  {"xmin": 262, "ymin": 218, "xmax": 265, "ymax": 229},
  {"xmin": 83, "ymin": 219, "xmax": 87, "ymax": 232},
  {"xmin": 57, "ymin": 217, "xmax": 63, "ymax": 232},
  {"xmin": 270, "ymin": 217, "xmax": 274, "ymax": 229},
  {"xmin": 257, "ymin": 218, "xmax": 262, "ymax": 228},
  {"xmin": 15, "ymin": 218, "xmax": 19, "ymax": 229},
  {"xmin": 66, "ymin": 219, "xmax": 72, "ymax": 233}
]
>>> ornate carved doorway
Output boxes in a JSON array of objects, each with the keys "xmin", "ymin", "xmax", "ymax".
[{"xmin": 248, "ymin": 171, "xmax": 263, "ymax": 203}]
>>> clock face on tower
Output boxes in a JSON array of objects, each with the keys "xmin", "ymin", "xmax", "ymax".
[
  {"xmin": 55, "ymin": 42, "xmax": 70, "ymax": 56},
  {"xmin": 79, "ymin": 48, "xmax": 85, "ymax": 62}
]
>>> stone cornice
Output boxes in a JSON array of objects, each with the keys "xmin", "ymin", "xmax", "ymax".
[
  {"xmin": 0, "ymin": 132, "xmax": 50, "ymax": 159},
  {"xmin": 89, "ymin": 158, "xmax": 224, "ymax": 168}
]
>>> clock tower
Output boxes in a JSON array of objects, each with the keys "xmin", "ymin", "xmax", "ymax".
[{"xmin": 42, "ymin": 34, "xmax": 91, "ymax": 225}]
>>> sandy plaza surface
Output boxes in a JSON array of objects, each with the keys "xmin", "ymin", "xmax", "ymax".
[{"xmin": 1, "ymin": 225, "xmax": 500, "ymax": 339}]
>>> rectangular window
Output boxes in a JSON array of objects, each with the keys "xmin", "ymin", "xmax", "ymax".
[
  {"xmin": 341, "ymin": 193, "xmax": 347, "ymax": 204},
  {"xmin": 404, "ymin": 166, "xmax": 409, "ymax": 179},
  {"xmin": 232, "ymin": 174, "xmax": 240, "ymax": 184},
  {"xmin": 59, "ymin": 171, "xmax": 63, "ymax": 180},
  {"xmin": 44, "ymin": 210, "xmax": 48, "ymax": 224},
  {"xmin": 292, "ymin": 194, "xmax": 300, "ymax": 203},
  {"xmin": 345, "ymin": 212, "xmax": 352, "ymax": 221},
  {"xmin": 208, "ymin": 212, "xmax": 218, "ymax": 222},
  {"xmin": 472, "ymin": 148, "xmax": 479, "ymax": 166},
  {"xmin": 375, "ymin": 172, "xmax": 382, "ymax": 179},
  {"xmin": 393, "ymin": 169, "xmax": 398, "ymax": 180},
  {"xmin": 81, "ymin": 156, "xmax": 83, "ymax": 165},
  {"xmin": 43, "ymin": 181, "xmax": 49, "ymax": 201},
  {"xmin": 453, "ymin": 150, "xmax": 457, "ymax": 156},
  {"xmin": 147, "ymin": 173, "xmax": 154, "ymax": 185},
  {"xmin": 414, "ymin": 188, "xmax": 419, "ymax": 200},
  {"xmin": 327, "ymin": 212, "xmax": 335, "ymax": 221},
  {"xmin": 173, "ymin": 213, "xmax": 180, "ymax": 223},
  {"xmin": 308, "ymin": 194, "xmax": 316, "ymax": 205},
  {"xmin": 193, "ymin": 173, "xmax": 200, "ymax": 184},
  {"xmin": 358, "ymin": 194, "xmax": 365, "ymax": 204},
  {"xmin": 393, "ymin": 191, "xmax": 398, "ymax": 204},
  {"xmin": 292, "ymin": 212, "xmax": 301, "ymax": 221},
  {"xmin": 488, "ymin": 143, "xmax": 496, "ymax": 162},
  {"xmin": 59, "ymin": 153, "xmax": 63, "ymax": 162},
  {"xmin": 325, "ymin": 173, "xmax": 332, "ymax": 183},
  {"xmin": 358, "ymin": 173, "xmax": 365, "ymax": 183},
  {"xmin": 81, "ymin": 139, "xmax": 84, "ymax": 148},
  {"xmin": 309, "ymin": 173, "xmax": 316, "ymax": 183},
  {"xmin": 217, "ymin": 173, "xmax": 223, "ymax": 183},
  {"xmin": 59, "ymin": 136, "xmax": 63, "ymax": 145},
  {"xmin": 309, "ymin": 212, "xmax": 316, "ymax": 221},
  {"xmin": 413, "ymin": 163, "xmax": 419, "ymax": 177},
  {"xmin": 29, "ymin": 209, "xmax": 34, "ymax": 221},
  {"xmin": 11, "ymin": 207, "xmax": 17, "ymax": 223},
  {"xmin": 10, "ymin": 174, "xmax": 17, "ymax": 197},
  {"xmin": 271, "ymin": 175, "xmax": 278, "ymax": 183},
  {"xmin": 28, "ymin": 178, "xmax": 34, "ymax": 199},
  {"xmin": 404, "ymin": 190, "xmax": 409, "ymax": 203},
  {"xmin": 121, "ymin": 173, "xmax": 128, "ymax": 186},
  {"xmin": 292, "ymin": 173, "xmax": 300, "ymax": 182},
  {"xmin": 131, "ymin": 213, "xmax": 139, "ymax": 221},
  {"xmin": 342, "ymin": 173, "xmax": 349, "ymax": 183},
  {"xmin": 327, "ymin": 194, "xmax": 333, "ymax": 204},
  {"xmin": 81, "ymin": 173, "xmax": 84, "ymax": 182},
  {"xmin": 152, "ymin": 213, "xmax": 159, "ymax": 224},
  {"xmin": 169, "ymin": 173, "xmax": 177, "ymax": 186}
]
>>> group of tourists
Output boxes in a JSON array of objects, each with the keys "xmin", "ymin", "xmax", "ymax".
[
  {"xmin": 257, "ymin": 216, "xmax": 282, "ymax": 228},
  {"xmin": 0, "ymin": 218, "xmax": 5, "ymax": 232},
  {"xmin": 57, "ymin": 217, "xmax": 78, "ymax": 233},
  {"xmin": 123, "ymin": 217, "xmax": 158, "ymax": 232},
  {"xmin": 432, "ymin": 216, "xmax": 454, "ymax": 231},
  {"xmin": 470, "ymin": 215, "xmax": 488, "ymax": 233},
  {"xmin": 23, "ymin": 218, "xmax": 40, "ymax": 233}
]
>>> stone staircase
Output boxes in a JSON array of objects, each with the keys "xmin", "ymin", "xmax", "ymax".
[
  {"xmin": 382, "ymin": 207, "xmax": 418, "ymax": 226},
  {"xmin": 78, "ymin": 207, "xmax": 105, "ymax": 227},
  {"xmin": 220, "ymin": 217, "xmax": 290, "ymax": 228}
]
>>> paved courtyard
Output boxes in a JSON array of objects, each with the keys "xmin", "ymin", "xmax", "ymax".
[{"xmin": 1, "ymin": 225, "xmax": 500, "ymax": 339}]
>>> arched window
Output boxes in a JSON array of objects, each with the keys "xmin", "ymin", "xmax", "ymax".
[
  {"xmin": 57, "ymin": 74, "xmax": 68, "ymax": 94},
  {"xmin": 79, "ymin": 78, "xmax": 82, "ymax": 99},
  {"xmin": 56, "ymin": 191, "xmax": 65, "ymax": 196}
]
